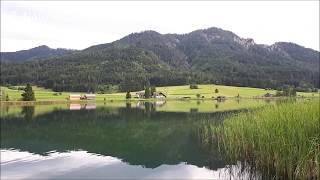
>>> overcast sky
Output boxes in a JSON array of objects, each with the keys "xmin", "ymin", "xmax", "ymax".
[{"xmin": 1, "ymin": 1, "xmax": 319, "ymax": 52}]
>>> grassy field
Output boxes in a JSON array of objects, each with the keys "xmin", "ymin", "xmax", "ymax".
[
  {"xmin": 198, "ymin": 100, "xmax": 320, "ymax": 179},
  {"xmin": 0, "ymin": 86, "xmax": 125, "ymax": 101},
  {"xmin": 1, "ymin": 84, "xmax": 319, "ymax": 102}
]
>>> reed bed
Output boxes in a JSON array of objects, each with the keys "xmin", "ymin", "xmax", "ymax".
[{"xmin": 201, "ymin": 100, "xmax": 319, "ymax": 179}]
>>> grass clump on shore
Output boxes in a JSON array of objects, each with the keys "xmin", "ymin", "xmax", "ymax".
[{"xmin": 210, "ymin": 100, "xmax": 319, "ymax": 179}]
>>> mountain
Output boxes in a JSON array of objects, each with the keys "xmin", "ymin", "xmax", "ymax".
[
  {"xmin": 0, "ymin": 45, "xmax": 76, "ymax": 62},
  {"xmin": 1, "ymin": 27, "xmax": 319, "ymax": 92}
]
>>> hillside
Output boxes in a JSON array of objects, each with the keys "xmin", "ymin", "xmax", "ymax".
[
  {"xmin": 1, "ymin": 27, "xmax": 319, "ymax": 92},
  {"xmin": 0, "ymin": 45, "xmax": 76, "ymax": 62}
]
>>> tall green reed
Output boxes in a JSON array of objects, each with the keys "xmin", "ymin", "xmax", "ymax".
[{"xmin": 200, "ymin": 100, "xmax": 319, "ymax": 179}]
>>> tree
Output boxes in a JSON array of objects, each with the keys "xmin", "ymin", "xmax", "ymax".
[
  {"xmin": 290, "ymin": 88, "xmax": 297, "ymax": 96},
  {"xmin": 276, "ymin": 90, "xmax": 283, "ymax": 97},
  {"xmin": 215, "ymin": 88, "xmax": 219, "ymax": 93},
  {"xmin": 126, "ymin": 91, "xmax": 131, "ymax": 99},
  {"xmin": 282, "ymin": 86, "xmax": 297, "ymax": 97},
  {"xmin": 196, "ymin": 94, "xmax": 201, "ymax": 98},
  {"xmin": 21, "ymin": 84, "xmax": 35, "ymax": 101},
  {"xmin": 145, "ymin": 86, "xmax": 151, "ymax": 98},
  {"xmin": 151, "ymin": 86, "xmax": 156, "ymax": 96},
  {"xmin": 119, "ymin": 76, "xmax": 146, "ymax": 92},
  {"xmin": 276, "ymin": 86, "xmax": 297, "ymax": 97}
]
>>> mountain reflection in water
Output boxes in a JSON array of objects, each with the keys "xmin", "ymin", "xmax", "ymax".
[
  {"xmin": 1, "ymin": 149, "xmax": 252, "ymax": 179},
  {"xmin": 1, "ymin": 100, "xmax": 269, "ymax": 179}
]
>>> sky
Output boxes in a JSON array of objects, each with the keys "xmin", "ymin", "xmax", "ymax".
[{"xmin": 1, "ymin": 1, "xmax": 319, "ymax": 52}]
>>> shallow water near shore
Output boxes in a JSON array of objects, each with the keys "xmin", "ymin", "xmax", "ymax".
[{"xmin": 1, "ymin": 99, "xmax": 279, "ymax": 179}]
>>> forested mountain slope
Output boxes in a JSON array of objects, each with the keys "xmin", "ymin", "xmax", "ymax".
[
  {"xmin": 1, "ymin": 27, "xmax": 319, "ymax": 92},
  {"xmin": 1, "ymin": 45, "xmax": 76, "ymax": 62}
]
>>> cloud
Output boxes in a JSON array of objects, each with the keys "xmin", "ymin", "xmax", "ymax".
[{"xmin": 1, "ymin": 1, "xmax": 319, "ymax": 52}]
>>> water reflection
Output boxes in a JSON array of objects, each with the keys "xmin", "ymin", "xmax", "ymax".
[
  {"xmin": 1, "ymin": 100, "xmax": 275, "ymax": 179},
  {"xmin": 21, "ymin": 106, "xmax": 35, "ymax": 120},
  {"xmin": 69, "ymin": 103, "xmax": 96, "ymax": 110},
  {"xmin": 1, "ymin": 149, "xmax": 251, "ymax": 180},
  {"xmin": 190, "ymin": 108, "xmax": 198, "ymax": 113},
  {"xmin": 135, "ymin": 101, "xmax": 166, "ymax": 109},
  {"xmin": 2, "ymin": 106, "xmax": 234, "ymax": 169}
]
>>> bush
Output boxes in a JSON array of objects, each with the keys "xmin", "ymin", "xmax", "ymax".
[
  {"xmin": 190, "ymin": 84, "xmax": 198, "ymax": 89},
  {"xmin": 196, "ymin": 94, "xmax": 201, "ymax": 98},
  {"xmin": 215, "ymin": 88, "xmax": 219, "ymax": 93},
  {"xmin": 126, "ymin": 92, "xmax": 131, "ymax": 99}
]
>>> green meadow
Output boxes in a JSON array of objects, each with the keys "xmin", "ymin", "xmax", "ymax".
[{"xmin": 1, "ymin": 84, "xmax": 318, "ymax": 102}]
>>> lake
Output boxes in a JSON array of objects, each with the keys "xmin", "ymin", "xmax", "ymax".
[{"xmin": 1, "ymin": 99, "xmax": 273, "ymax": 179}]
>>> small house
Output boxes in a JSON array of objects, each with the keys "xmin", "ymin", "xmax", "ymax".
[
  {"xmin": 69, "ymin": 94, "xmax": 81, "ymax": 101},
  {"xmin": 135, "ymin": 91, "xmax": 166, "ymax": 99},
  {"xmin": 153, "ymin": 92, "xmax": 166, "ymax": 99},
  {"xmin": 136, "ymin": 91, "xmax": 145, "ymax": 99}
]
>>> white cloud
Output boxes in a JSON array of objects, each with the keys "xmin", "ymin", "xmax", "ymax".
[{"xmin": 1, "ymin": 1, "xmax": 319, "ymax": 51}]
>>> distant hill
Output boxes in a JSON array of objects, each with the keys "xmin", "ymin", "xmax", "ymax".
[
  {"xmin": 1, "ymin": 27, "xmax": 319, "ymax": 92},
  {"xmin": 0, "ymin": 45, "xmax": 76, "ymax": 62}
]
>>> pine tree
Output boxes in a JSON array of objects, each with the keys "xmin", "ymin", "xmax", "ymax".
[
  {"xmin": 126, "ymin": 91, "xmax": 131, "ymax": 99},
  {"xmin": 145, "ymin": 86, "xmax": 151, "ymax": 98},
  {"xmin": 21, "ymin": 84, "xmax": 35, "ymax": 101}
]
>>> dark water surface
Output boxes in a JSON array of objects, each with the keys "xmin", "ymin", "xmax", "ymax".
[{"xmin": 1, "ymin": 100, "xmax": 269, "ymax": 179}]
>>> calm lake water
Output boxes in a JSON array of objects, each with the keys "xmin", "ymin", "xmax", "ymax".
[{"xmin": 1, "ymin": 100, "xmax": 272, "ymax": 179}]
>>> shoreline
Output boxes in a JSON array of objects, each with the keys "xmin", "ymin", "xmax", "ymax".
[{"xmin": 1, "ymin": 96, "xmax": 317, "ymax": 106}]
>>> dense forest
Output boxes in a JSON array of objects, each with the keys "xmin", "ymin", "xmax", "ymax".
[{"xmin": 1, "ymin": 27, "xmax": 319, "ymax": 92}]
